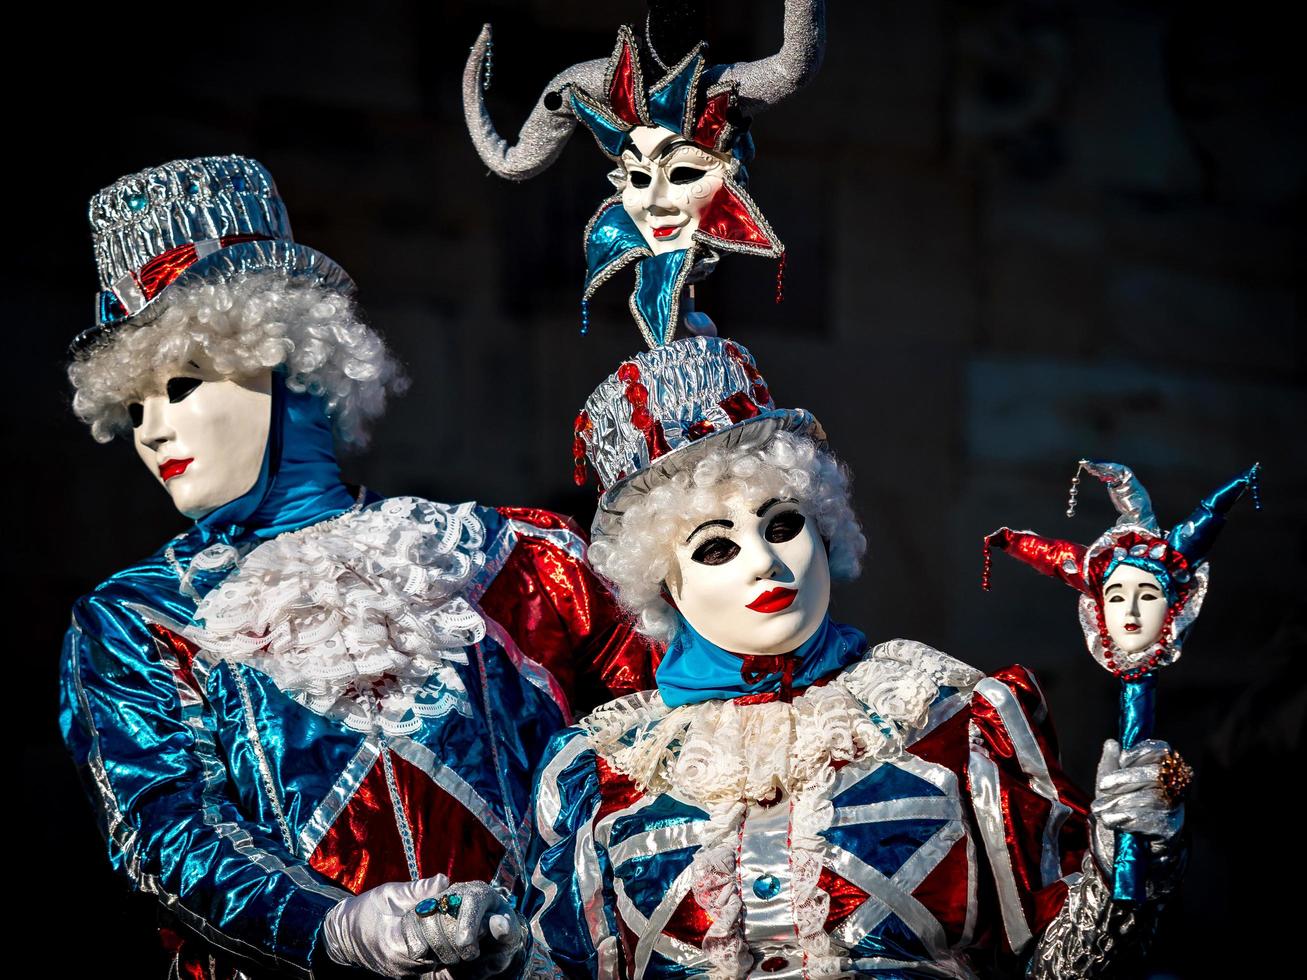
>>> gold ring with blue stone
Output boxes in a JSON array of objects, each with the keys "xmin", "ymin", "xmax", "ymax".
[{"xmin": 437, "ymin": 893, "xmax": 463, "ymax": 917}]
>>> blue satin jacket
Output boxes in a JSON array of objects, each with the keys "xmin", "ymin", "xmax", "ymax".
[{"xmin": 58, "ymin": 389, "xmax": 655, "ymax": 979}]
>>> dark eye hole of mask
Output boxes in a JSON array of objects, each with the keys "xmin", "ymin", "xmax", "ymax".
[
  {"xmin": 691, "ymin": 537, "xmax": 740, "ymax": 566},
  {"xmin": 628, "ymin": 170, "xmax": 652, "ymax": 188},
  {"xmin": 669, "ymin": 166, "xmax": 708, "ymax": 185},
  {"xmin": 166, "ymin": 376, "xmax": 203, "ymax": 403},
  {"xmin": 765, "ymin": 510, "xmax": 806, "ymax": 544},
  {"xmin": 127, "ymin": 403, "xmax": 143, "ymax": 428}
]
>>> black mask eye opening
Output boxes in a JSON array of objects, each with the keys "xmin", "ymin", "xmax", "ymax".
[
  {"xmin": 127, "ymin": 402, "xmax": 143, "ymax": 428},
  {"xmin": 628, "ymin": 170, "xmax": 652, "ymax": 189},
  {"xmin": 669, "ymin": 166, "xmax": 707, "ymax": 185},
  {"xmin": 166, "ymin": 376, "xmax": 203, "ymax": 403},
  {"xmin": 691, "ymin": 537, "xmax": 741, "ymax": 566}
]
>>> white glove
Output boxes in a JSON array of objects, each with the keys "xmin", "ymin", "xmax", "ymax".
[
  {"xmin": 321, "ymin": 874, "xmax": 450, "ymax": 978},
  {"xmin": 402, "ymin": 880, "xmax": 526, "ymax": 980},
  {"xmin": 1091, "ymin": 738, "xmax": 1185, "ymax": 865}
]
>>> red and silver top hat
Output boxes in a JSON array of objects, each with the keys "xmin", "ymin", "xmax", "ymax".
[
  {"xmin": 74, "ymin": 155, "xmax": 354, "ymax": 354},
  {"xmin": 573, "ymin": 335, "xmax": 820, "ymax": 537}
]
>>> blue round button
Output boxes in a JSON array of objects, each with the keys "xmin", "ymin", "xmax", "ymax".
[
  {"xmin": 126, "ymin": 193, "xmax": 148, "ymax": 212},
  {"xmin": 753, "ymin": 873, "xmax": 781, "ymax": 900}
]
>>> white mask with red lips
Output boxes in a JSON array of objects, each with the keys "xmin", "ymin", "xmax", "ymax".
[
  {"xmin": 1100, "ymin": 562, "xmax": 1169, "ymax": 654},
  {"xmin": 619, "ymin": 125, "xmax": 730, "ymax": 256},
  {"xmin": 665, "ymin": 493, "xmax": 831, "ymax": 657},
  {"xmin": 129, "ymin": 357, "xmax": 273, "ymax": 520}
]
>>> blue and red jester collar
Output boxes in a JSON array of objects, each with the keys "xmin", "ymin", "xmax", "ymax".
[{"xmin": 570, "ymin": 26, "xmax": 784, "ymax": 347}]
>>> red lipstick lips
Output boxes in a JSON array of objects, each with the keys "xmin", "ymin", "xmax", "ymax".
[
  {"xmin": 747, "ymin": 586, "xmax": 798, "ymax": 613},
  {"xmin": 651, "ymin": 226, "xmax": 680, "ymax": 239},
  {"xmin": 1124, "ymin": 623, "xmax": 1140, "ymax": 633},
  {"xmin": 159, "ymin": 457, "xmax": 193, "ymax": 482}
]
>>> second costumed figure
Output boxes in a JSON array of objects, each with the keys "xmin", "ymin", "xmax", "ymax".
[{"xmin": 462, "ymin": 2, "xmax": 1197, "ymax": 978}]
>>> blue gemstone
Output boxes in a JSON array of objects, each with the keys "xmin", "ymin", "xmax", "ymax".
[
  {"xmin": 446, "ymin": 893, "xmax": 462, "ymax": 910},
  {"xmin": 752, "ymin": 873, "xmax": 781, "ymax": 900},
  {"xmin": 126, "ymin": 193, "xmax": 148, "ymax": 212},
  {"xmin": 415, "ymin": 898, "xmax": 439, "ymax": 917},
  {"xmin": 187, "ymin": 181, "xmax": 202, "ymax": 196},
  {"xmin": 231, "ymin": 174, "xmax": 247, "ymax": 192}
]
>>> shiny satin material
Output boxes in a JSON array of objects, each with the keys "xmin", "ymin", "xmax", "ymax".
[
  {"xmin": 1113, "ymin": 676, "xmax": 1156, "ymax": 901},
  {"xmin": 526, "ymin": 662, "xmax": 1091, "ymax": 978},
  {"xmin": 656, "ymin": 615, "xmax": 866, "ymax": 708},
  {"xmin": 633, "ymin": 249, "xmax": 693, "ymax": 347},
  {"xmin": 61, "ymin": 471, "xmax": 653, "ymax": 976},
  {"xmin": 77, "ymin": 156, "xmax": 354, "ymax": 352},
  {"xmin": 1166, "ymin": 462, "xmax": 1261, "ymax": 565},
  {"xmin": 477, "ymin": 508, "xmax": 658, "ymax": 712}
]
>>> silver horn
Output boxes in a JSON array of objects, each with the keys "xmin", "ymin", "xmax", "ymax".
[
  {"xmin": 463, "ymin": 1, "xmax": 826, "ymax": 182},
  {"xmin": 463, "ymin": 24, "xmax": 607, "ymax": 182},
  {"xmin": 716, "ymin": 0, "xmax": 826, "ymax": 115}
]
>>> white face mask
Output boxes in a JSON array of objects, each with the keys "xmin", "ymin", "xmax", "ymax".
[
  {"xmin": 620, "ymin": 126, "xmax": 729, "ymax": 255},
  {"xmin": 667, "ymin": 494, "xmax": 830, "ymax": 656},
  {"xmin": 1101, "ymin": 563, "xmax": 1169, "ymax": 654},
  {"xmin": 129, "ymin": 358, "xmax": 273, "ymax": 520}
]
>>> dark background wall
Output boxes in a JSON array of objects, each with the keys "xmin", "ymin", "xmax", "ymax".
[{"xmin": 12, "ymin": 1, "xmax": 1303, "ymax": 975}]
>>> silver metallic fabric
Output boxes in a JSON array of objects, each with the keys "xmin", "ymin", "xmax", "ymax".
[
  {"xmin": 1079, "ymin": 460, "xmax": 1160, "ymax": 532},
  {"xmin": 1026, "ymin": 842, "xmax": 1185, "ymax": 979},
  {"xmin": 576, "ymin": 336, "xmax": 817, "ymax": 535},
  {"xmin": 77, "ymin": 155, "xmax": 354, "ymax": 350}
]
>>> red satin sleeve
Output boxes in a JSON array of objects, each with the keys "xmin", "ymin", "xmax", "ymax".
[
  {"xmin": 479, "ymin": 507, "xmax": 661, "ymax": 716},
  {"xmin": 968, "ymin": 665, "xmax": 1093, "ymax": 957}
]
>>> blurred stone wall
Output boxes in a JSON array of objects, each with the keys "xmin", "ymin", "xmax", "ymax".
[{"xmin": 15, "ymin": 1, "xmax": 1302, "ymax": 974}]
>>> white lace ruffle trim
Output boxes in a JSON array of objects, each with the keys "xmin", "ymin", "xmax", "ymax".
[
  {"xmin": 581, "ymin": 637, "xmax": 981, "ymax": 805},
  {"xmin": 188, "ymin": 496, "xmax": 488, "ymax": 736},
  {"xmin": 580, "ymin": 637, "xmax": 982, "ymax": 980}
]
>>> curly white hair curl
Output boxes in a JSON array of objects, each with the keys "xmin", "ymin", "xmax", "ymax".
[
  {"xmin": 588, "ymin": 429, "xmax": 866, "ymax": 643},
  {"xmin": 68, "ymin": 271, "xmax": 406, "ymax": 445}
]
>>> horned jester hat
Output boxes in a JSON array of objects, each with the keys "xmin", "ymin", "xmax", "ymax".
[{"xmin": 463, "ymin": 1, "xmax": 825, "ymax": 347}]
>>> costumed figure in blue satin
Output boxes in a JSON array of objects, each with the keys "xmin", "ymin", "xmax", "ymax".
[
  {"xmin": 60, "ymin": 156, "xmax": 657, "ymax": 980},
  {"xmin": 520, "ymin": 335, "xmax": 1189, "ymax": 979},
  {"xmin": 984, "ymin": 460, "xmax": 1259, "ymax": 937},
  {"xmin": 463, "ymin": 0, "xmax": 822, "ymax": 346}
]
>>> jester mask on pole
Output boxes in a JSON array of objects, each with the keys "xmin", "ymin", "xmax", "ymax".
[
  {"xmin": 463, "ymin": 1, "xmax": 825, "ymax": 347},
  {"xmin": 984, "ymin": 460, "xmax": 1261, "ymax": 679},
  {"xmin": 984, "ymin": 459, "xmax": 1260, "ymax": 901}
]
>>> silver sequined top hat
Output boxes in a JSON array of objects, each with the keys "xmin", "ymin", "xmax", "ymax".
[
  {"xmin": 573, "ymin": 335, "xmax": 820, "ymax": 537},
  {"xmin": 74, "ymin": 155, "xmax": 355, "ymax": 354}
]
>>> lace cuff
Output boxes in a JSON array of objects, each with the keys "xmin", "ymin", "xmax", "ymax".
[{"xmin": 1026, "ymin": 835, "xmax": 1186, "ymax": 979}]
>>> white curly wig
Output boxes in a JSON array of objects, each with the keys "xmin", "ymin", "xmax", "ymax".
[
  {"xmin": 68, "ymin": 270, "xmax": 406, "ymax": 445},
  {"xmin": 587, "ymin": 428, "xmax": 866, "ymax": 643}
]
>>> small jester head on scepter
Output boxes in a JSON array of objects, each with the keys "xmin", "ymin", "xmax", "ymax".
[
  {"xmin": 984, "ymin": 461, "xmax": 1261, "ymax": 681},
  {"xmin": 463, "ymin": 1, "xmax": 826, "ymax": 348}
]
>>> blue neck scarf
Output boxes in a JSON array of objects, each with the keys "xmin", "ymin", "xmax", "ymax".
[
  {"xmin": 656, "ymin": 614, "xmax": 867, "ymax": 708},
  {"xmin": 197, "ymin": 375, "xmax": 356, "ymax": 540}
]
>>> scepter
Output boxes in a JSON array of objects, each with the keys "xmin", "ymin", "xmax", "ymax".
[{"xmin": 983, "ymin": 460, "xmax": 1260, "ymax": 901}]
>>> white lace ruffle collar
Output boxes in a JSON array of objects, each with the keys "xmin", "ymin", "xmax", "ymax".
[
  {"xmin": 580, "ymin": 637, "xmax": 983, "ymax": 806},
  {"xmin": 187, "ymin": 496, "xmax": 488, "ymax": 736}
]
